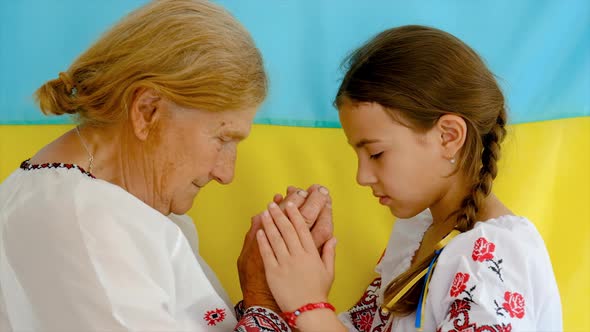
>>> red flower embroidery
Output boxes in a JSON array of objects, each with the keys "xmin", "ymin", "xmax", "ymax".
[
  {"xmin": 450, "ymin": 272, "xmax": 470, "ymax": 297},
  {"xmin": 502, "ymin": 292, "xmax": 525, "ymax": 319},
  {"xmin": 352, "ymin": 311, "xmax": 374, "ymax": 331},
  {"xmin": 204, "ymin": 308, "xmax": 226, "ymax": 326},
  {"xmin": 496, "ymin": 323, "xmax": 513, "ymax": 332},
  {"xmin": 472, "ymin": 237, "xmax": 496, "ymax": 262},
  {"xmin": 448, "ymin": 299, "xmax": 471, "ymax": 319}
]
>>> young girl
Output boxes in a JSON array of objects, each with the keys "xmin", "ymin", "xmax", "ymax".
[{"xmin": 255, "ymin": 25, "xmax": 562, "ymax": 331}]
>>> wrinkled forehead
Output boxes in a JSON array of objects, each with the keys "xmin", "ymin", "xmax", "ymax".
[{"xmin": 210, "ymin": 107, "xmax": 258, "ymax": 139}]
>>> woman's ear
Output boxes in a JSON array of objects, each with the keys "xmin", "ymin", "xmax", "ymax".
[
  {"xmin": 435, "ymin": 114, "xmax": 467, "ymax": 160},
  {"xmin": 129, "ymin": 88, "xmax": 162, "ymax": 141}
]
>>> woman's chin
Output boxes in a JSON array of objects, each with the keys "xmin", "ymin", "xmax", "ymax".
[{"xmin": 168, "ymin": 197, "xmax": 195, "ymax": 216}]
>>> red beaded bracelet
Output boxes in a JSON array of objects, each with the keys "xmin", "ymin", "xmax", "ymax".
[{"xmin": 281, "ymin": 302, "xmax": 336, "ymax": 328}]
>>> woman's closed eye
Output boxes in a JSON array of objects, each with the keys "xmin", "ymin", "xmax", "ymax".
[{"xmin": 217, "ymin": 136, "xmax": 231, "ymax": 143}]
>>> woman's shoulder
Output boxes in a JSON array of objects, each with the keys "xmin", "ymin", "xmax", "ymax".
[
  {"xmin": 1, "ymin": 162, "xmax": 178, "ymax": 243},
  {"xmin": 72, "ymin": 177, "xmax": 182, "ymax": 242}
]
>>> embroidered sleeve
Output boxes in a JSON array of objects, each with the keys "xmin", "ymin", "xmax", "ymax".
[
  {"xmin": 234, "ymin": 300, "xmax": 246, "ymax": 320},
  {"xmin": 338, "ymin": 277, "xmax": 391, "ymax": 332},
  {"xmin": 234, "ymin": 306, "xmax": 290, "ymax": 332},
  {"xmin": 427, "ymin": 221, "xmax": 561, "ymax": 331}
]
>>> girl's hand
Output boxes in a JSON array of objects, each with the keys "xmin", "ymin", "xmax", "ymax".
[{"xmin": 256, "ymin": 201, "xmax": 337, "ymax": 312}]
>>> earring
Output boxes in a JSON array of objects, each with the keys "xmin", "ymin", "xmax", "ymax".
[{"xmin": 450, "ymin": 158, "xmax": 456, "ymax": 164}]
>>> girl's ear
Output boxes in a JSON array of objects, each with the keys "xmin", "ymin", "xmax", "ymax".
[{"xmin": 435, "ymin": 114, "xmax": 467, "ymax": 160}]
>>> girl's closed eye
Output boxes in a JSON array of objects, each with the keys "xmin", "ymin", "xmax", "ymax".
[{"xmin": 370, "ymin": 152, "xmax": 384, "ymax": 160}]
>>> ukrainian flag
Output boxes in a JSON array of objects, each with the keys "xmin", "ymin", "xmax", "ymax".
[{"xmin": 1, "ymin": 1, "xmax": 588, "ymax": 330}]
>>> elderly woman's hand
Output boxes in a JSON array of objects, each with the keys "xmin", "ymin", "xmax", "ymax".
[
  {"xmin": 274, "ymin": 184, "xmax": 333, "ymax": 248},
  {"xmin": 238, "ymin": 185, "xmax": 333, "ymax": 310}
]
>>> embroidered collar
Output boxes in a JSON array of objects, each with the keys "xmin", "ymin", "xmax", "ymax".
[{"xmin": 20, "ymin": 159, "xmax": 96, "ymax": 179}]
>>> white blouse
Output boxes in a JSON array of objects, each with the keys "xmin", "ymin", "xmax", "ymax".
[
  {"xmin": 0, "ymin": 161, "xmax": 239, "ymax": 331},
  {"xmin": 339, "ymin": 209, "xmax": 562, "ymax": 331}
]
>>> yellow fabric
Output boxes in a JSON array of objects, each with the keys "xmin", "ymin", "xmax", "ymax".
[{"xmin": 1, "ymin": 117, "xmax": 588, "ymax": 331}]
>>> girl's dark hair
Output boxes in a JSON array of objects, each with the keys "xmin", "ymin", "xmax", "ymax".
[{"xmin": 335, "ymin": 25, "xmax": 507, "ymax": 316}]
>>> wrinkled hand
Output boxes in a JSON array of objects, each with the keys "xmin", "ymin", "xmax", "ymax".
[
  {"xmin": 257, "ymin": 202, "xmax": 337, "ymax": 312},
  {"xmin": 238, "ymin": 185, "xmax": 333, "ymax": 310}
]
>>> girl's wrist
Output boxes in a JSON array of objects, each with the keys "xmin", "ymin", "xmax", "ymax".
[
  {"xmin": 295, "ymin": 308, "xmax": 345, "ymax": 332},
  {"xmin": 281, "ymin": 302, "xmax": 340, "ymax": 330}
]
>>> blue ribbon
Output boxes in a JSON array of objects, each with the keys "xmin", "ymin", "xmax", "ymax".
[{"xmin": 415, "ymin": 249, "xmax": 443, "ymax": 329}]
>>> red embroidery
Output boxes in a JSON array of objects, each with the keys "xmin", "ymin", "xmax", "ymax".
[
  {"xmin": 237, "ymin": 306, "xmax": 289, "ymax": 331},
  {"xmin": 442, "ymin": 299, "xmax": 513, "ymax": 332},
  {"xmin": 471, "ymin": 237, "xmax": 504, "ymax": 282},
  {"xmin": 449, "ymin": 298, "xmax": 472, "ymax": 319},
  {"xmin": 355, "ymin": 311, "xmax": 374, "ymax": 331},
  {"xmin": 472, "ymin": 237, "xmax": 495, "ymax": 262},
  {"xmin": 496, "ymin": 324, "xmax": 513, "ymax": 332},
  {"xmin": 347, "ymin": 277, "xmax": 390, "ymax": 332},
  {"xmin": 20, "ymin": 159, "xmax": 95, "ymax": 178},
  {"xmin": 204, "ymin": 308, "xmax": 226, "ymax": 326},
  {"xmin": 448, "ymin": 272, "xmax": 476, "ymax": 303},
  {"xmin": 502, "ymin": 292, "xmax": 525, "ymax": 319},
  {"xmin": 450, "ymin": 272, "xmax": 470, "ymax": 297},
  {"xmin": 442, "ymin": 275, "xmax": 517, "ymax": 331}
]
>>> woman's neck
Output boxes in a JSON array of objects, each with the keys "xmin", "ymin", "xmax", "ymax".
[
  {"xmin": 31, "ymin": 123, "xmax": 168, "ymax": 213},
  {"xmin": 83, "ymin": 124, "xmax": 169, "ymax": 213}
]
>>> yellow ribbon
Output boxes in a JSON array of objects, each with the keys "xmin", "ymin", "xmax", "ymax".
[{"xmin": 381, "ymin": 229, "xmax": 461, "ymax": 315}]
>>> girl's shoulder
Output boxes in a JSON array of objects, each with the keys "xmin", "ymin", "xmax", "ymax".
[
  {"xmin": 428, "ymin": 215, "xmax": 562, "ymax": 330},
  {"xmin": 444, "ymin": 215, "xmax": 548, "ymax": 262}
]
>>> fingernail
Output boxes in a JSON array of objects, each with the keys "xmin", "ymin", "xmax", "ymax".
[
  {"xmin": 297, "ymin": 190, "xmax": 308, "ymax": 198},
  {"xmin": 287, "ymin": 201, "xmax": 294, "ymax": 207},
  {"xmin": 262, "ymin": 210, "xmax": 270, "ymax": 217},
  {"xmin": 269, "ymin": 202, "xmax": 278, "ymax": 209},
  {"xmin": 319, "ymin": 186, "xmax": 329, "ymax": 195}
]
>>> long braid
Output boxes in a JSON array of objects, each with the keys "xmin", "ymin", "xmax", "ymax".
[{"xmin": 455, "ymin": 112, "xmax": 507, "ymax": 232}]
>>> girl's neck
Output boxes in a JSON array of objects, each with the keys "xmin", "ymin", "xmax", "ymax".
[
  {"xmin": 429, "ymin": 176, "xmax": 471, "ymax": 227},
  {"xmin": 429, "ymin": 180, "xmax": 513, "ymax": 234}
]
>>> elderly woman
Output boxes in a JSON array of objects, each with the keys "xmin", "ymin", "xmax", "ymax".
[{"xmin": 0, "ymin": 1, "xmax": 332, "ymax": 331}]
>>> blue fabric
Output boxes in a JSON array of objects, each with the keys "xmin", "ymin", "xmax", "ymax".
[{"xmin": 1, "ymin": 0, "xmax": 588, "ymax": 126}]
